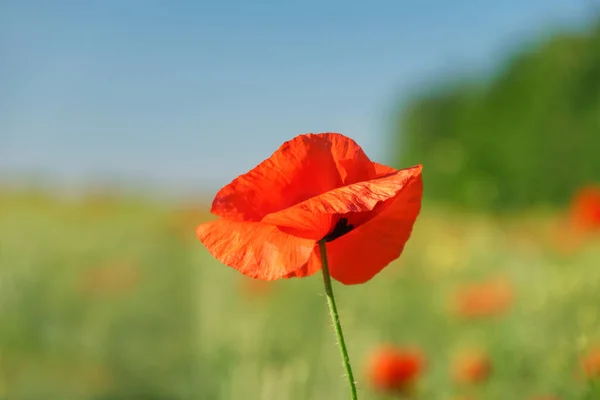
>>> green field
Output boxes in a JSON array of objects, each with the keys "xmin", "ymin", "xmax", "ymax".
[{"xmin": 1, "ymin": 191, "xmax": 599, "ymax": 400}]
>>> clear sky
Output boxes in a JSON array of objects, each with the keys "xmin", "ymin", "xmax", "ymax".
[{"xmin": 1, "ymin": 0, "xmax": 597, "ymax": 196}]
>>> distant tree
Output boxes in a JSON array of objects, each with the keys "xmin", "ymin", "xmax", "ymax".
[{"xmin": 392, "ymin": 21, "xmax": 600, "ymax": 212}]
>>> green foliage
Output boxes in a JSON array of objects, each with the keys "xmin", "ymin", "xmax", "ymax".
[
  {"xmin": 1, "ymin": 192, "xmax": 600, "ymax": 399},
  {"xmin": 393, "ymin": 21, "xmax": 600, "ymax": 211}
]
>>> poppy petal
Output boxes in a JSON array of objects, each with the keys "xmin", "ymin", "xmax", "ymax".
[
  {"xmin": 322, "ymin": 165, "xmax": 423, "ymax": 284},
  {"xmin": 210, "ymin": 134, "xmax": 343, "ymax": 222},
  {"xmin": 283, "ymin": 249, "xmax": 321, "ymax": 279},
  {"xmin": 373, "ymin": 162, "xmax": 397, "ymax": 177},
  {"xmin": 327, "ymin": 133, "xmax": 376, "ymax": 184},
  {"xmin": 262, "ymin": 165, "xmax": 421, "ymax": 240},
  {"xmin": 210, "ymin": 133, "xmax": 377, "ymax": 222},
  {"xmin": 196, "ymin": 219, "xmax": 316, "ymax": 280}
]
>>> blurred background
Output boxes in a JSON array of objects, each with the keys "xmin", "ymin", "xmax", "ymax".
[{"xmin": 2, "ymin": 1, "xmax": 600, "ymax": 399}]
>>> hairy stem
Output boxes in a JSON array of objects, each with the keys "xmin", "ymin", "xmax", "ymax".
[{"xmin": 318, "ymin": 240, "xmax": 358, "ymax": 400}]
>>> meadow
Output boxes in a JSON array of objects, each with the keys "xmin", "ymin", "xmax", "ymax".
[{"xmin": 1, "ymin": 190, "xmax": 599, "ymax": 400}]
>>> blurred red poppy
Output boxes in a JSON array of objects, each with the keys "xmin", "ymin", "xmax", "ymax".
[
  {"xmin": 452, "ymin": 350, "xmax": 492, "ymax": 384},
  {"xmin": 569, "ymin": 185, "xmax": 600, "ymax": 233},
  {"xmin": 367, "ymin": 345, "xmax": 425, "ymax": 393},
  {"xmin": 197, "ymin": 133, "xmax": 423, "ymax": 284},
  {"xmin": 453, "ymin": 277, "xmax": 513, "ymax": 318},
  {"xmin": 581, "ymin": 347, "xmax": 600, "ymax": 378}
]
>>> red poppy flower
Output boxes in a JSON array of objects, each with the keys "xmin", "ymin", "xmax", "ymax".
[
  {"xmin": 452, "ymin": 277, "xmax": 513, "ymax": 318},
  {"xmin": 569, "ymin": 185, "xmax": 600, "ymax": 232},
  {"xmin": 196, "ymin": 133, "xmax": 423, "ymax": 284},
  {"xmin": 452, "ymin": 350, "xmax": 492, "ymax": 384},
  {"xmin": 581, "ymin": 347, "xmax": 600, "ymax": 378},
  {"xmin": 367, "ymin": 345, "xmax": 425, "ymax": 393}
]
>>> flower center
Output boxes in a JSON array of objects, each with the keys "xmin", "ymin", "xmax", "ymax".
[{"xmin": 323, "ymin": 217, "xmax": 355, "ymax": 242}]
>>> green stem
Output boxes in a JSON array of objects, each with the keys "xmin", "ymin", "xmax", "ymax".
[{"xmin": 318, "ymin": 240, "xmax": 358, "ymax": 400}]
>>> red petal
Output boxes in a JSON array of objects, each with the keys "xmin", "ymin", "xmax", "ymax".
[
  {"xmin": 323, "ymin": 165, "xmax": 423, "ymax": 284},
  {"xmin": 262, "ymin": 165, "xmax": 420, "ymax": 240},
  {"xmin": 373, "ymin": 162, "xmax": 397, "ymax": 177},
  {"xmin": 210, "ymin": 133, "xmax": 376, "ymax": 222},
  {"xmin": 196, "ymin": 219, "xmax": 316, "ymax": 280},
  {"xmin": 283, "ymin": 249, "xmax": 322, "ymax": 279},
  {"xmin": 327, "ymin": 133, "xmax": 376, "ymax": 184}
]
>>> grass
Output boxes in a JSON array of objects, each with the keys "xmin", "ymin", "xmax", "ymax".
[{"xmin": 0, "ymin": 191, "xmax": 599, "ymax": 399}]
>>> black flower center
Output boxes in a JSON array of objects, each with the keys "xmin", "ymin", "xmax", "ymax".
[{"xmin": 322, "ymin": 217, "xmax": 355, "ymax": 242}]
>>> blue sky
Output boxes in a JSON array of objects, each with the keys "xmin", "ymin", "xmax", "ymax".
[{"xmin": 1, "ymin": 0, "xmax": 597, "ymax": 196}]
